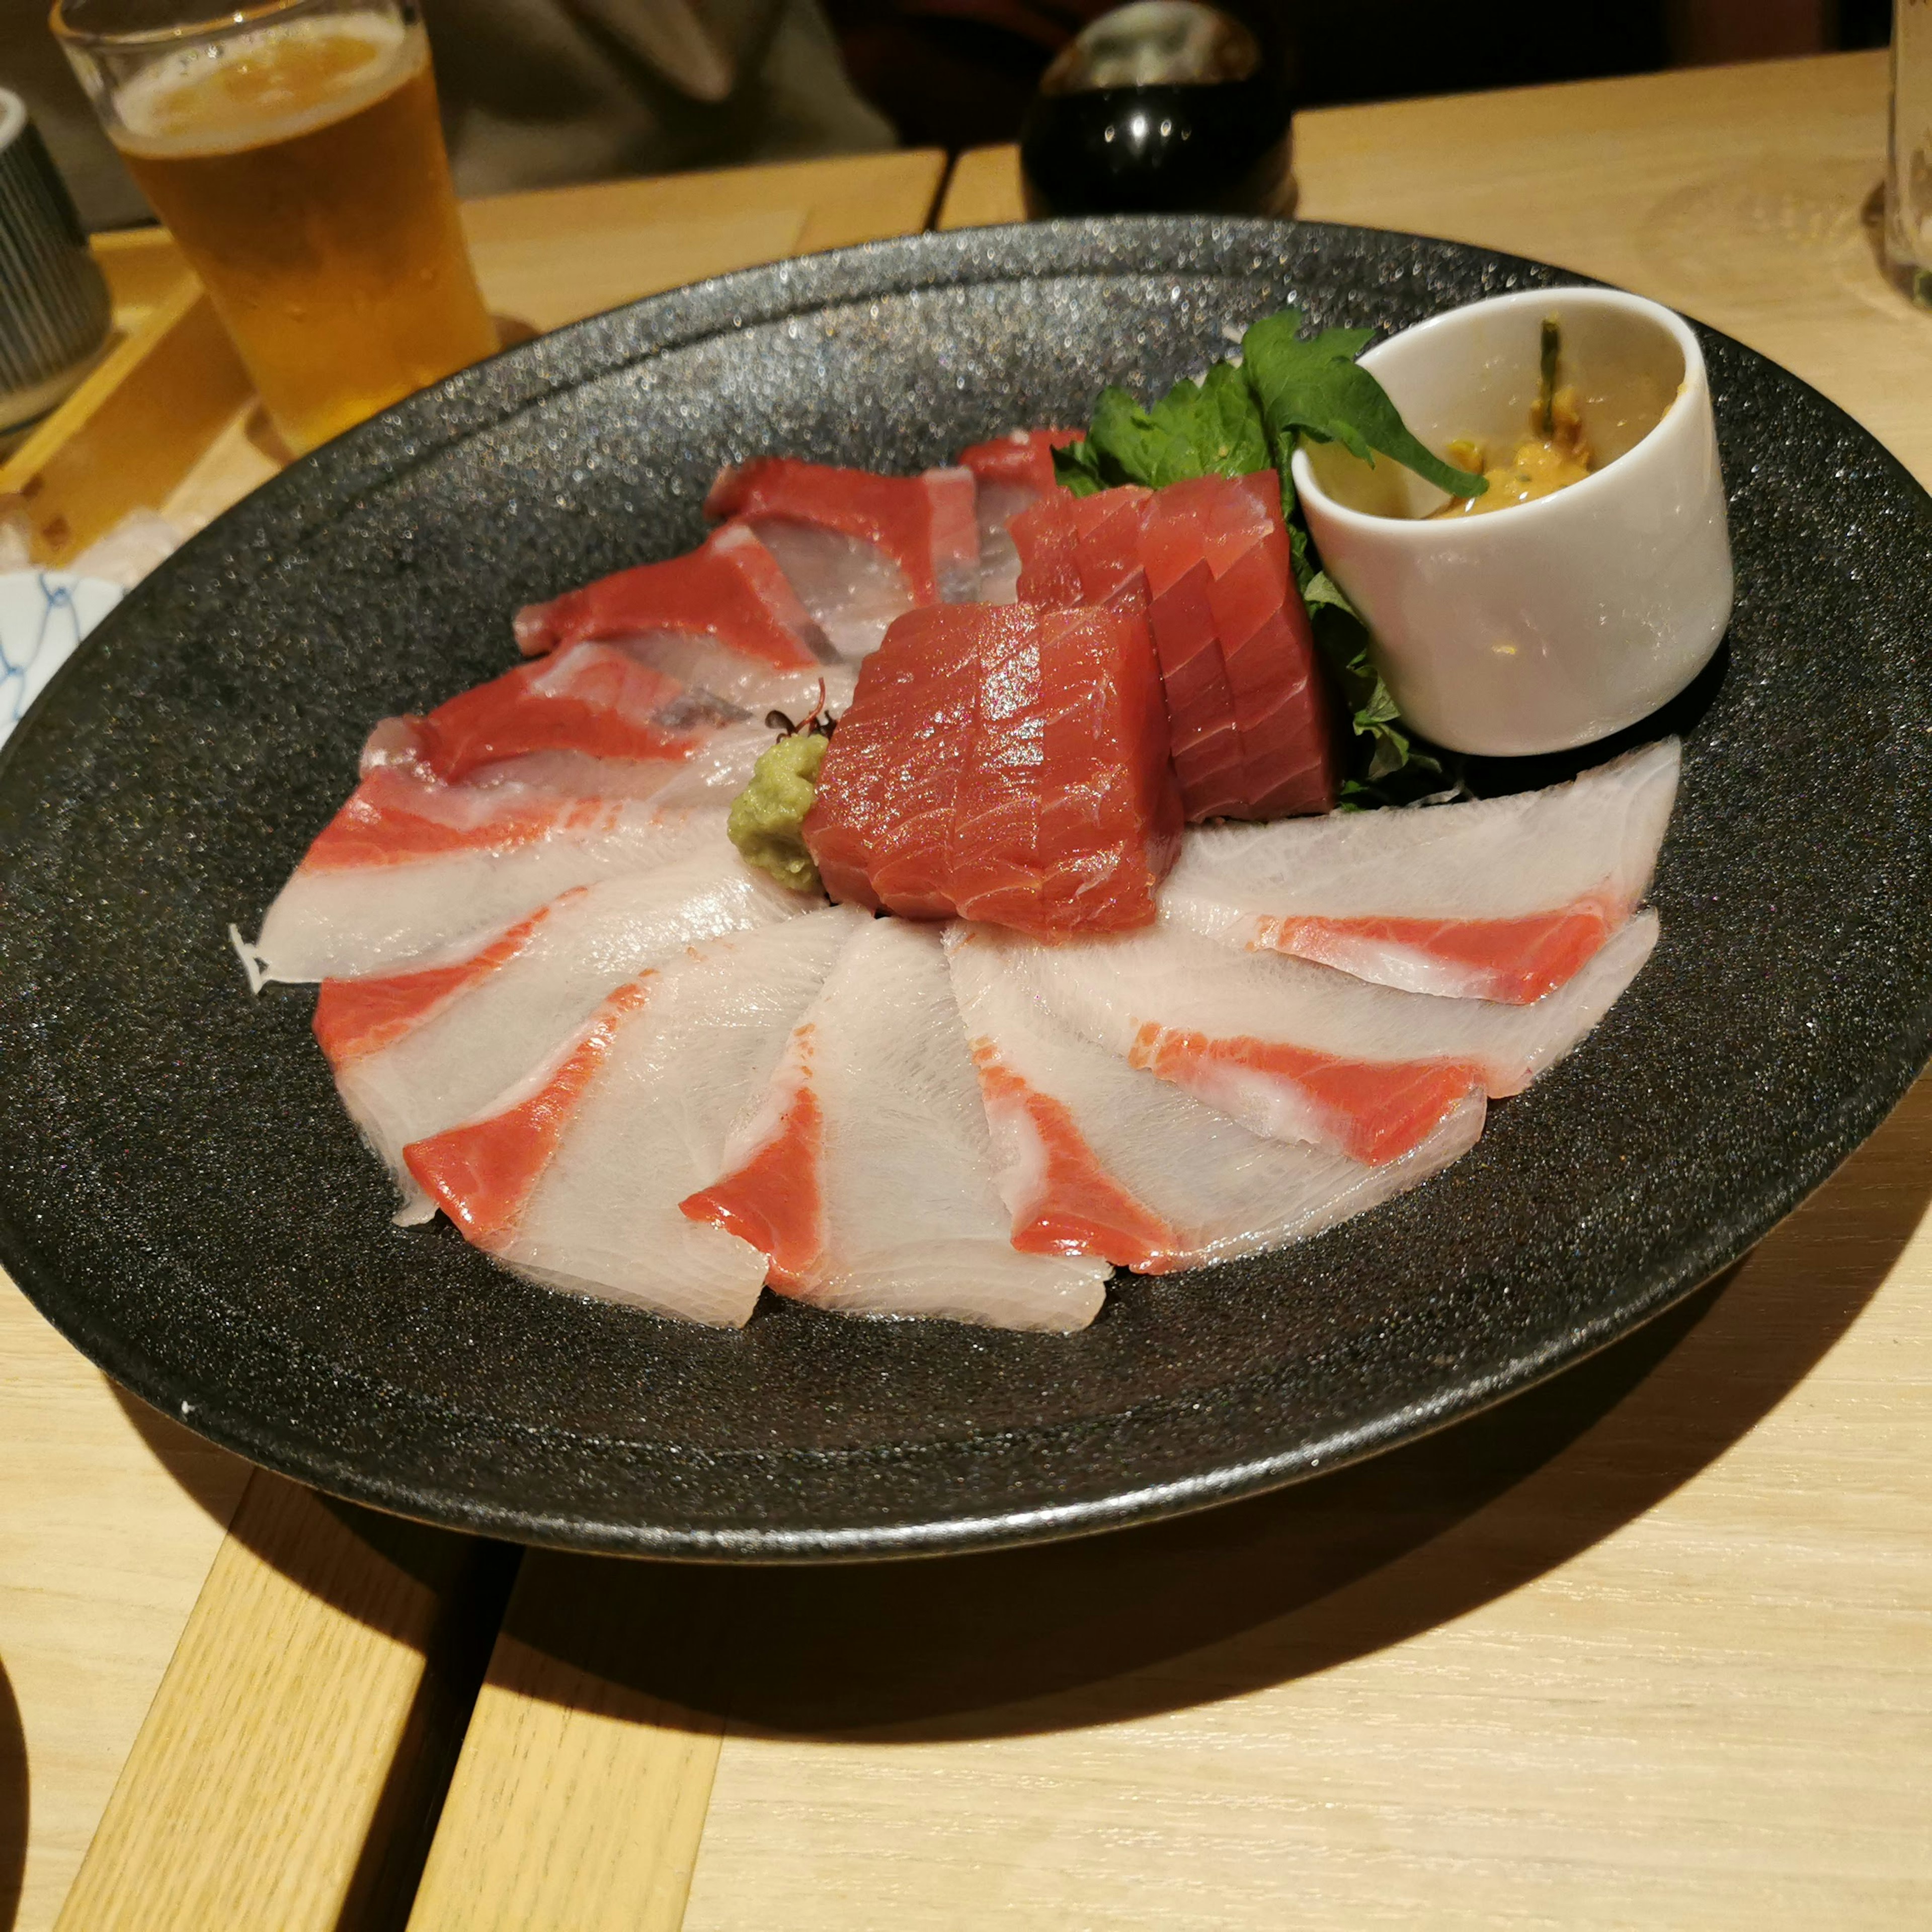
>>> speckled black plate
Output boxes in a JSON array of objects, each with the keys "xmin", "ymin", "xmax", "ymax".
[{"xmin": 3, "ymin": 218, "xmax": 1929, "ymax": 1561}]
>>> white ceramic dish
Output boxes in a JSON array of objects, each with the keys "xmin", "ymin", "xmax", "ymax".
[
  {"xmin": 1292, "ymin": 287, "xmax": 1734, "ymax": 758},
  {"xmin": 0, "ymin": 570, "xmax": 122, "ymax": 751}
]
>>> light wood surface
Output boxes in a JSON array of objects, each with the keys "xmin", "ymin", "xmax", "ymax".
[
  {"xmin": 52, "ymin": 1474, "xmax": 512, "ymax": 1932},
  {"xmin": 406, "ymin": 1555, "xmax": 723, "ymax": 1932},
  {"xmin": 14, "ymin": 53, "xmax": 1932, "ymax": 1930},
  {"xmin": 0, "ymin": 147, "xmax": 948, "ymax": 1932}
]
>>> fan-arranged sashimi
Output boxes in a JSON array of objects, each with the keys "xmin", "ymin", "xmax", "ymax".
[
  {"xmin": 512, "ymin": 521, "xmax": 831, "ymax": 677},
  {"xmin": 946, "ymin": 927, "xmax": 1486, "ymax": 1271},
  {"xmin": 1138, "ymin": 473, "xmax": 1339, "ymax": 820},
  {"xmin": 975, "ymin": 914, "xmax": 1658, "ymax": 1163},
  {"xmin": 245, "ymin": 770, "xmax": 725, "ymax": 984},
  {"xmin": 315, "ymin": 846, "xmax": 808, "ymax": 1221},
  {"xmin": 704, "ymin": 457, "xmax": 981, "ymax": 657},
  {"xmin": 958, "ymin": 429, "xmax": 1083, "ymax": 603},
  {"xmin": 681, "ymin": 917, "xmax": 1111, "ymax": 1329},
  {"xmin": 801, "ymin": 599, "xmax": 1182, "ymax": 935},
  {"xmin": 403, "ymin": 910, "xmax": 862, "ymax": 1325},
  {"xmin": 238, "ymin": 375, "xmax": 1688, "ymax": 1334},
  {"xmin": 1164, "ymin": 740, "xmax": 1681, "ymax": 1001}
]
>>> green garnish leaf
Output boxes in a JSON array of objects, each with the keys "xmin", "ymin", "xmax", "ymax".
[
  {"xmin": 1066, "ymin": 359, "xmax": 1272, "ymax": 494},
  {"xmin": 1240, "ymin": 309, "xmax": 1489, "ymax": 500},
  {"xmin": 728, "ymin": 730, "xmax": 830, "ymax": 893},
  {"xmin": 1052, "ymin": 436, "xmax": 1108, "ymax": 496}
]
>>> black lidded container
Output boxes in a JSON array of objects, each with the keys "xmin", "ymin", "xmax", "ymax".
[{"xmin": 1019, "ymin": 1, "xmax": 1294, "ymax": 219}]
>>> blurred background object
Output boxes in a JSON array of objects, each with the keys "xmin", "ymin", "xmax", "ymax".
[
  {"xmin": 0, "ymin": 0, "xmax": 1898, "ymax": 232},
  {"xmin": 1018, "ymin": 1, "xmax": 1293, "ymax": 216},
  {"xmin": 0, "ymin": 87, "xmax": 111, "ymax": 437},
  {"xmin": 1887, "ymin": 0, "xmax": 1932, "ymax": 302},
  {"xmin": 53, "ymin": 0, "xmax": 501, "ymax": 453}
]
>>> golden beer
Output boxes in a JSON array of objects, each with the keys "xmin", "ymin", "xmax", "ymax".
[{"xmin": 61, "ymin": 5, "xmax": 496, "ymax": 453}]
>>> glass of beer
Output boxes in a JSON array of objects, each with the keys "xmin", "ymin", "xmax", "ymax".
[{"xmin": 52, "ymin": 0, "xmax": 499, "ymax": 453}]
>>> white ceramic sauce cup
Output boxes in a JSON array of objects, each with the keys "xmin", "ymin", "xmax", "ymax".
[{"xmin": 1291, "ymin": 287, "xmax": 1733, "ymax": 757}]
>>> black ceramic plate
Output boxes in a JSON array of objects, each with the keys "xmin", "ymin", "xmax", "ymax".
[{"xmin": 3, "ymin": 218, "xmax": 1930, "ymax": 1560}]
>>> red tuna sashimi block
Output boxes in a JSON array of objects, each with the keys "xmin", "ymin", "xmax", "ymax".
[
  {"xmin": 802, "ymin": 601, "xmax": 1181, "ymax": 937},
  {"xmin": 957, "ymin": 428, "xmax": 1084, "ymax": 495},
  {"xmin": 803, "ymin": 605, "xmax": 982, "ymax": 917},
  {"xmin": 1138, "ymin": 472, "xmax": 1339, "ymax": 821},
  {"xmin": 512, "ymin": 522, "xmax": 824, "ymax": 666},
  {"xmin": 704, "ymin": 456, "xmax": 980, "ymax": 604},
  {"xmin": 1011, "ymin": 484, "xmax": 1151, "ymax": 610},
  {"xmin": 391, "ymin": 642, "xmax": 709, "ymax": 785}
]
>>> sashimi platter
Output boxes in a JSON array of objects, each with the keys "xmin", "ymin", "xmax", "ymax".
[{"xmin": 4, "ymin": 220, "xmax": 1931, "ymax": 1555}]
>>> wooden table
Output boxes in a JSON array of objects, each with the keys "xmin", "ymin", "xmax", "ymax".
[{"xmin": 8, "ymin": 49, "xmax": 1932, "ymax": 1931}]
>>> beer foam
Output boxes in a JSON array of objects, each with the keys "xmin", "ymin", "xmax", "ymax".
[{"xmin": 114, "ymin": 13, "xmax": 423, "ymax": 158}]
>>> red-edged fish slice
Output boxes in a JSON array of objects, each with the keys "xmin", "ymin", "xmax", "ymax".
[
  {"xmin": 404, "ymin": 911, "xmax": 860, "ymax": 1324},
  {"xmin": 980, "ymin": 913, "xmax": 1660, "ymax": 1165},
  {"xmin": 1162, "ymin": 740, "xmax": 1682, "ymax": 1002},
  {"xmin": 401, "ymin": 643, "xmax": 709, "ymax": 785},
  {"xmin": 511, "ymin": 522, "xmax": 826, "ymax": 667},
  {"xmin": 956, "ymin": 428, "xmax": 1084, "ymax": 495},
  {"xmin": 682, "ymin": 917, "xmax": 1109, "ymax": 1328},
  {"xmin": 945, "ymin": 926, "xmax": 1486, "ymax": 1270},
  {"xmin": 248, "ymin": 767, "xmax": 721, "ymax": 982},
  {"xmin": 704, "ymin": 456, "xmax": 981, "ymax": 606},
  {"xmin": 1138, "ymin": 472, "xmax": 1338, "ymax": 821}
]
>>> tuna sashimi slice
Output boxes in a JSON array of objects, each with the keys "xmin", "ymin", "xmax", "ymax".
[
  {"xmin": 957, "ymin": 430, "xmax": 1084, "ymax": 603},
  {"xmin": 950, "ymin": 602, "xmax": 1181, "ymax": 936},
  {"xmin": 1012, "ymin": 484, "xmax": 1151, "ymax": 611},
  {"xmin": 1164, "ymin": 740, "xmax": 1681, "ymax": 1002},
  {"xmin": 704, "ymin": 457, "xmax": 982, "ymax": 656},
  {"xmin": 512, "ymin": 521, "xmax": 830, "ymax": 668},
  {"xmin": 800, "ymin": 604, "xmax": 982, "ymax": 915},
  {"xmin": 976, "ymin": 914, "xmax": 1659, "ymax": 1163},
  {"xmin": 1138, "ymin": 472, "xmax": 1338, "ymax": 821},
  {"xmin": 802, "ymin": 600, "xmax": 1181, "ymax": 936},
  {"xmin": 316, "ymin": 846, "xmax": 808, "ymax": 1222},
  {"xmin": 682, "ymin": 917, "xmax": 1108, "ymax": 1329},
  {"xmin": 404, "ymin": 909, "xmax": 863, "ymax": 1325},
  {"xmin": 945, "ymin": 928, "xmax": 1485, "ymax": 1270},
  {"xmin": 246, "ymin": 769, "xmax": 722, "ymax": 982}
]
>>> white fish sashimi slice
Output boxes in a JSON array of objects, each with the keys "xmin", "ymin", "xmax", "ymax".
[
  {"xmin": 247, "ymin": 769, "xmax": 722, "ymax": 983},
  {"xmin": 973, "ymin": 479, "xmax": 1034, "ymax": 605},
  {"xmin": 683, "ymin": 918, "xmax": 1109, "ymax": 1330},
  {"xmin": 612, "ymin": 633, "xmax": 856, "ymax": 716},
  {"xmin": 751, "ymin": 521, "xmax": 913, "ymax": 660},
  {"xmin": 403, "ymin": 909, "xmax": 865, "ymax": 1326},
  {"xmin": 470, "ymin": 718, "xmax": 774, "ymax": 806},
  {"xmin": 982, "ymin": 914, "xmax": 1659, "ymax": 1165},
  {"xmin": 1164, "ymin": 739, "xmax": 1680, "ymax": 1003},
  {"xmin": 318, "ymin": 845, "xmax": 810, "ymax": 1223},
  {"xmin": 945, "ymin": 930, "xmax": 1485, "ymax": 1271}
]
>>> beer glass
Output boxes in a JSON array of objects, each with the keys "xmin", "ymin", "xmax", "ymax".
[{"xmin": 52, "ymin": 0, "xmax": 499, "ymax": 453}]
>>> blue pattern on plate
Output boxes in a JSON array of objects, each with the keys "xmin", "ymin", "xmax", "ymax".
[{"xmin": 0, "ymin": 569, "xmax": 122, "ymax": 749}]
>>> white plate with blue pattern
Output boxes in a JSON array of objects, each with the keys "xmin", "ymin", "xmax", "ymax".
[{"xmin": 0, "ymin": 571, "xmax": 122, "ymax": 751}]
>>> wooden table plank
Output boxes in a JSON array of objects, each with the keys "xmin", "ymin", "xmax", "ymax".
[
  {"xmin": 405, "ymin": 1555, "xmax": 724, "ymax": 1932},
  {"xmin": 52, "ymin": 1475, "xmax": 512, "ymax": 1932},
  {"xmin": 0, "ymin": 1286, "xmax": 250, "ymax": 1932}
]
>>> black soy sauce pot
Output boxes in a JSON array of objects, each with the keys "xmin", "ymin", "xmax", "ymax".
[{"xmin": 1019, "ymin": 1, "xmax": 1295, "ymax": 219}]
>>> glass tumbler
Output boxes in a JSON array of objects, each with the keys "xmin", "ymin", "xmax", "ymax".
[
  {"xmin": 1888, "ymin": 0, "xmax": 1932, "ymax": 307},
  {"xmin": 51, "ymin": 0, "xmax": 499, "ymax": 453}
]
